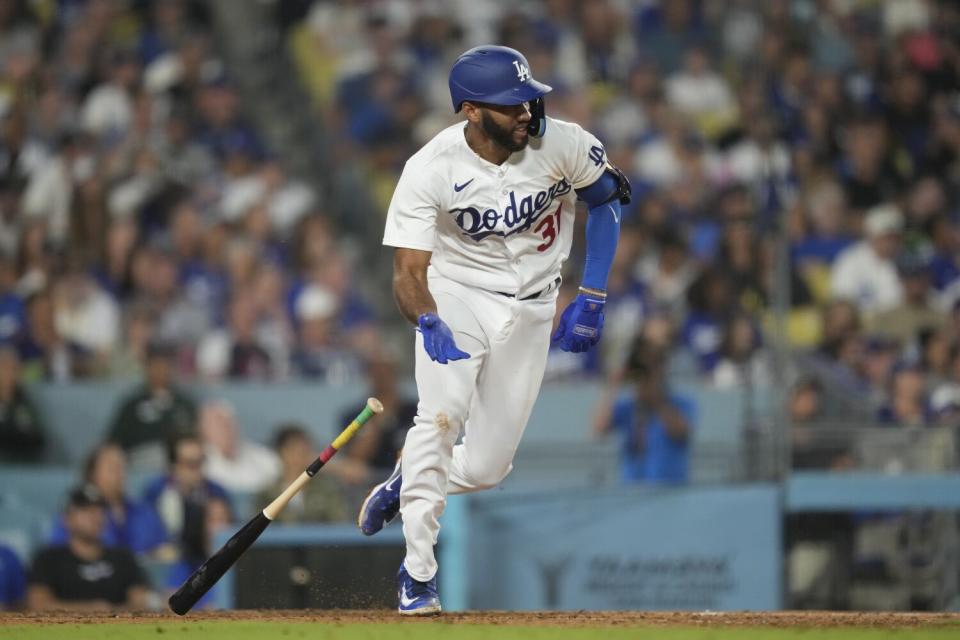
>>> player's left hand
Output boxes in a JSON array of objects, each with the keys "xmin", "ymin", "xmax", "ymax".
[{"xmin": 552, "ymin": 293, "xmax": 605, "ymax": 353}]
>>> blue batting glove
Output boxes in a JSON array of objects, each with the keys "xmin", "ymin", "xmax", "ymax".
[
  {"xmin": 417, "ymin": 313, "xmax": 471, "ymax": 364},
  {"xmin": 551, "ymin": 293, "xmax": 605, "ymax": 353}
]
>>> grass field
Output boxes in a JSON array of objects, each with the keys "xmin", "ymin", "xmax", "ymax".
[{"xmin": 2, "ymin": 612, "xmax": 959, "ymax": 640}]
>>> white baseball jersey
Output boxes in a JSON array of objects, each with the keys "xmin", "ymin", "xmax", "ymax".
[{"xmin": 383, "ymin": 117, "xmax": 608, "ymax": 297}]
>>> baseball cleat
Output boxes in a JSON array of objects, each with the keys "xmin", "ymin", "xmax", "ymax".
[
  {"xmin": 357, "ymin": 458, "xmax": 402, "ymax": 536},
  {"xmin": 397, "ymin": 562, "xmax": 441, "ymax": 616}
]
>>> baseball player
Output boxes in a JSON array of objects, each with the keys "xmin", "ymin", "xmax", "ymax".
[{"xmin": 358, "ymin": 45, "xmax": 631, "ymax": 615}]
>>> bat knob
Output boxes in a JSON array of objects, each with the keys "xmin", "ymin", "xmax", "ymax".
[{"xmin": 367, "ymin": 397, "xmax": 385, "ymax": 414}]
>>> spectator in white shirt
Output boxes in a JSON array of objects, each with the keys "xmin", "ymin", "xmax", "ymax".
[
  {"xmin": 20, "ymin": 132, "xmax": 95, "ymax": 248},
  {"xmin": 830, "ymin": 203, "xmax": 904, "ymax": 316},
  {"xmin": 52, "ymin": 257, "xmax": 119, "ymax": 370},
  {"xmin": 80, "ymin": 49, "xmax": 139, "ymax": 139},
  {"xmin": 200, "ymin": 400, "xmax": 280, "ymax": 493},
  {"xmin": 665, "ymin": 47, "xmax": 737, "ymax": 136}
]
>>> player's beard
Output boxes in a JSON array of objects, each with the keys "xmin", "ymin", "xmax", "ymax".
[{"xmin": 481, "ymin": 110, "xmax": 528, "ymax": 152}]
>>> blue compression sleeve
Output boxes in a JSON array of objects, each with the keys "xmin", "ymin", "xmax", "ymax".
[{"xmin": 577, "ymin": 172, "xmax": 622, "ymax": 291}]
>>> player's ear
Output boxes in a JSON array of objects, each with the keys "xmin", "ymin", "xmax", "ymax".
[{"xmin": 462, "ymin": 101, "xmax": 482, "ymax": 124}]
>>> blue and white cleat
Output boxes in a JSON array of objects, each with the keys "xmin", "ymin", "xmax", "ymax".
[
  {"xmin": 357, "ymin": 458, "xmax": 402, "ymax": 536},
  {"xmin": 397, "ymin": 563, "xmax": 441, "ymax": 616}
]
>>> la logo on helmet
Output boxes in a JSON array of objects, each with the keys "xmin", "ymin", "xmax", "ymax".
[{"xmin": 512, "ymin": 60, "xmax": 530, "ymax": 82}]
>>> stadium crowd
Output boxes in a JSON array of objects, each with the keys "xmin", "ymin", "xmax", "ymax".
[
  {"xmin": 287, "ymin": 0, "xmax": 960, "ymax": 429},
  {"xmin": 1, "ymin": 0, "xmax": 960, "ymax": 612}
]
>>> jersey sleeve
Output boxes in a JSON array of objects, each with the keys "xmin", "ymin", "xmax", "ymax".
[
  {"xmin": 566, "ymin": 123, "xmax": 608, "ymax": 191},
  {"xmin": 382, "ymin": 158, "xmax": 442, "ymax": 252}
]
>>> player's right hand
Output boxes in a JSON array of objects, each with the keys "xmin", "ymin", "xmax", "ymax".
[{"xmin": 417, "ymin": 313, "xmax": 471, "ymax": 364}]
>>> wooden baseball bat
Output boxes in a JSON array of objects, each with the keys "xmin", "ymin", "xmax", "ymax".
[{"xmin": 168, "ymin": 397, "xmax": 384, "ymax": 615}]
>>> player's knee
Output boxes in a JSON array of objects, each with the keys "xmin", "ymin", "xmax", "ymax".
[{"xmin": 469, "ymin": 461, "xmax": 513, "ymax": 489}]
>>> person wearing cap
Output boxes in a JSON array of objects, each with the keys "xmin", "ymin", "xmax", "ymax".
[
  {"xmin": 254, "ymin": 423, "xmax": 349, "ymax": 524},
  {"xmin": 47, "ymin": 443, "xmax": 166, "ymax": 554},
  {"xmin": 868, "ymin": 252, "xmax": 946, "ymax": 344},
  {"xmin": 26, "ymin": 485, "xmax": 152, "ymax": 611},
  {"xmin": 930, "ymin": 384, "xmax": 960, "ymax": 427},
  {"xmin": 106, "ymin": 339, "xmax": 197, "ymax": 470},
  {"xmin": 830, "ymin": 202, "xmax": 904, "ymax": 315},
  {"xmin": 291, "ymin": 284, "xmax": 362, "ymax": 383}
]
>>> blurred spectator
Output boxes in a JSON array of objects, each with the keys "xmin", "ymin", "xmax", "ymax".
[
  {"xmin": 341, "ymin": 353, "xmax": 416, "ymax": 479},
  {"xmin": 592, "ymin": 341, "xmax": 694, "ymax": 484},
  {"xmin": 637, "ymin": 226, "xmax": 693, "ymax": 319},
  {"xmin": 789, "ymin": 377, "xmax": 853, "ymax": 470},
  {"xmin": 291, "ymin": 284, "xmax": 362, "ymax": 383},
  {"xmin": 255, "ymin": 424, "xmax": 348, "ymax": 524},
  {"xmin": 839, "ymin": 117, "xmax": 905, "ymax": 213},
  {"xmin": 830, "ymin": 203, "xmax": 904, "ymax": 315},
  {"xmin": 924, "ymin": 214, "xmax": 960, "ymax": 297},
  {"xmin": 199, "ymin": 399, "xmax": 280, "ymax": 493},
  {"xmin": 712, "ymin": 315, "xmax": 771, "ymax": 388},
  {"xmin": 52, "ymin": 256, "xmax": 119, "ymax": 373},
  {"xmin": 726, "ymin": 115, "xmax": 793, "ymax": 217},
  {"xmin": 918, "ymin": 328, "xmax": 954, "ymax": 389},
  {"xmin": 869, "ymin": 254, "xmax": 945, "ymax": 345},
  {"xmin": 196, "ymin": 290, "xmax": 274, "ymax": 381},
  {"xmin": 107, "ymin": 340, "xmax": 197, "ymax": 469},
  {"xmin": 27, "ymin": 485, "xmax": 151, "ymax": 611},
  {"xmin": 19, "ymin": 132, "xmax": 95, "ymax": 248},
  {"xmin": 680, "ymin": 271, "xmax": 733, "ymax": 372},
  {"xmin": 861, "ymin": 337, "xmax": 899, "ymax": 410},
  {"xmin": 80, "ymin": 49, "xmax": 139, "ymax": 139},
  {"xmin": 0, "ymin": 544, "xmax": 26, "ymax": 611},
  {"xmin": 18, "ymin": 289, "xmax": 82, "ymax": 381},
  {"xmin": 0, "ymin": 344, "xmax": 46, "ymax": 462},
  {"xmin": 791, "ymin": 181, "xmax": 853, "ymax": 272},
  {"xmin": 107, "ymin": 302, "xmax": 154, "ymax": 378},
  {"xmin": 0, "ymin": 253, "xmax": 25, "ymax": 344},
  {"xmin": 49, "ymin": 443, "xmax": 165, "ymax": 554},
  {"xmin": 143, "ymin": 434, "xmax": 231, "ymax": 568},
  {"xmin": 930, "ymin": 384, "xmax": 960, "ymax": 428},
  {"xmin": 249, "ymin": 261, "xmax": 294, "ymax": 379},
  {"xmin": 598, "ymin": 224, "xmax": 649, "ymax": 373},
  {"xmin": 877, "ymin": 364, "xmax": 929, "ymax": 427},
  {"xmin": 665, "ymin": 46, "xmax": 737, "ymax": 138}
]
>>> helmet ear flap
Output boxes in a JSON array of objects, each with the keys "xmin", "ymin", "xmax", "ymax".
[{"xmin": 527, "ymin": 97, "xmax": 546, "ymax": 137}]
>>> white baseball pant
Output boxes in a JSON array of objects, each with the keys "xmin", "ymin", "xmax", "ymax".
[{"xmin": 400, "ymin": 269, "xmax": 558, "ymax": 581}]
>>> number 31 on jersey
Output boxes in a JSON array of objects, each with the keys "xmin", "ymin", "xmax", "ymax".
[{"xmin": 535, "ymin": 203, "xmax": 562, "ymax": 252}]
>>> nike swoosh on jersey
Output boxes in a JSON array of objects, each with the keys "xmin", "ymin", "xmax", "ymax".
[{"xmin": 453, "ymin": 179, "xmax": 474, "ymax": 192}]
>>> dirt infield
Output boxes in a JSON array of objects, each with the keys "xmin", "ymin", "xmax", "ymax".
[{"xmin": 2, "ymin": 610, "xmax": 959, "ymax": 628}]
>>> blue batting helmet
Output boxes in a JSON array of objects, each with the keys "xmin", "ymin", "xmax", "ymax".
[{"xmin": 449, "ymin": 45, "xmax": 552, "ymax": 122}]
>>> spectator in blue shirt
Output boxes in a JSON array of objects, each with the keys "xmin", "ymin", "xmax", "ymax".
[
  {"xmin": 592, "ymin": 341, "xmax": 695, "ymax": 484},
  {"xmin": 49, "ymin": 443, "xmax": 165, "ymax": 554},
  {"xmin": 143, "ymin": 434, "xmax": 231, "ymax": 567},
  {"xmin": 0, "ymin": 544, "xmax": 26, "ymax": 610}
]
